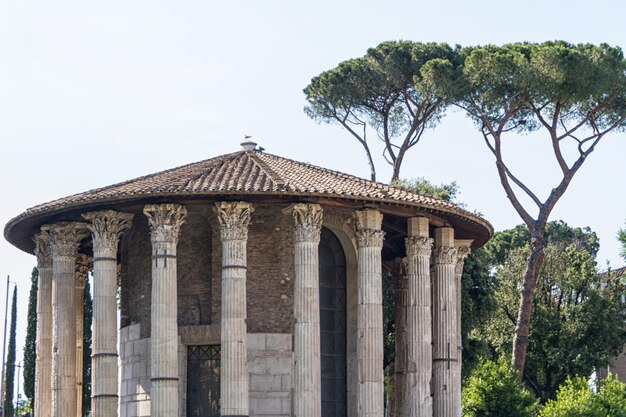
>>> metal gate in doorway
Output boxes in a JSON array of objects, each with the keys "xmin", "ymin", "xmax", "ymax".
[{"xmin": 187, "ymin": 345, "xmax": 220, "ymax": 417}]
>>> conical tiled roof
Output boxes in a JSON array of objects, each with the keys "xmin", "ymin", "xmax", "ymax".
[{"xmin": 4, "ymin": 149, "xmax": 493, "ymax": 253}]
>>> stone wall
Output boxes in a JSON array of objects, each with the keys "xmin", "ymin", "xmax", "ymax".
[
  {"xmin": 119, "ymin": 323, "xmax": 152, "ymax": 417},
  {"xmin": 248, "ymin": 333, "xmax": 293, "ymax": 417},
  {"xmin": 119, "ymin": 325, "xmax": 293, "ymax": 417}
]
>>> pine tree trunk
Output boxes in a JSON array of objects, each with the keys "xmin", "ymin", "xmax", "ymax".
[{"xmin": 512, "ymin": 233, "xmax": 545, "ymax": 380}]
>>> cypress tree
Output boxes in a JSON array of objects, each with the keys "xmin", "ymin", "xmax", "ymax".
[
  {"xmin": 23, "ymin": 267, "xmax": 38, "ymax": 406},
  {"xmin": 82, "ymin": 278, "xmax": 93, "ymax": 417},
  {"xmin": 3, "ymin": 287, "xmax": 17, "ymax": 415}
]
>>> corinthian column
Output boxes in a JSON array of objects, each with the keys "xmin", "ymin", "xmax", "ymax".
[
  {"xmin": 292, "ymin": 203, "xmax": 323, "ymax": 417},
  {"xmin": 144, "ymin": 204, "xmax": 187, "ymax": 417},
  {"xmin": 354, "ymin": 209, "xmax": 384, "ymax": 417},
  {"xmin": 83, "ymin": 210, "xmax": 134, "ymax": 417},
  {"xmin": 42, "ymin": 222, "xmax": 89, "ymax": 417},
  {"xmin": 393, "ymin": 258, "xmax": 408, "ymax": 417},
  {"xmin": 454, "ymin": 240, "xmax": 472, "ymax": 417},
  {"xmin": 215, "ymin": 201, "xmax": 253, "ymax": 417},
  {"xmin": 75, "ymin": 254, "xmax": 91, "ymax": 417},
  {"xmin": 432, "ymin": 227, "xmax": 458, "ymax": 417},
  {"xmin": 404, "ymin": 217, "xmax": 433, "ymax": 417},
  {"xmin": 33, "ymin": 232, "xmax": 53, "ymax": 417}
]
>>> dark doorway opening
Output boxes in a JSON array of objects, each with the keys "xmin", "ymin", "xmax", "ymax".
[
  {"xmin": 187, "ymin": 345, "xmax": 220, "ymax": 417},
  {"xmin": 319, "ymin": 227, "xmax": 347, "ymax": 417}
]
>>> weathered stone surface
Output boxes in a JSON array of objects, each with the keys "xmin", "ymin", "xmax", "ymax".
[
  {"xmin": 33, "ymin": 232, "xmax": 52, "ymax": 417},
  {"xmin": 84, "ymin": 210, "xmax": 133, "ymax": 417},
  {"xmin": 215, "ymin": 201, "xmax": 253, "ymax": 417},
  {"xmin": 145, "ymin": 204, "xmax": 187, "ymax": 417},
  {"xmin": 404, "ymin": 217, "xmax": 433, "ymax": 417},
  {"xmin": 432, "ymin": 228, "xmax": 459, "ymax": 417},
  {"xmin": 292, "ymin": 203, "xmax": 323, "ymax": 417},
  {"xmin": 42, "ymin": 222, "xmax": 89, "ymax": 417},
  {"xmin": 354, "ymin": 210, "xmax": 385, "ymax": 417}
]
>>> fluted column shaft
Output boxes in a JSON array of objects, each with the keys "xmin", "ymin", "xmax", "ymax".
[
  {"xmin": 215, "ymin": 201, "xmax": 254, "ymax": 417},
  {"xmin": 43, "ymin": 222, "xmax": 89, "ymax": 417},
  {"xmin": 144, "ymin": 204, "xmax": 187, "ymax": 417},
  {"xmin": 453, "ymin": 240, "xmax": 472, "ymax": 417},
  {"xmin": 75, "ymin": 254, "xmax": 90, "ymax": 417},
  {"xmin": 34, "ymin": 233, "xmax": 53, "ymax": 417},
  {"xmin": 83, "ymin": 210, "xmax": 134, "ymax": 417},
  {"xmin": 355, "ymin": 210, "xmax": 385, "ymax": 417},
  {"xmin": 432, "ymin": 228, "xmax": 458, "ymax": 417},
  {"xmin": 404, "ymin": 217, "xmax": 433, "ymax": 417},
  {"xmin": 393, "ymin": 259, "xmax": 408, "ymax": 417},
  {"xmin": 292, "ymin": 204, "xmax": 323, "ymax": 417}
]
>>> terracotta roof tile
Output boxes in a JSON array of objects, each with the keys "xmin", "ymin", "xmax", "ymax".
[
  {"xmin": 5, "ymin": 149, "xmax": 493, "ymax": 253},
  {"xmin": 18, "ymin": 150, "xmax": 464, "ymax": 216}
]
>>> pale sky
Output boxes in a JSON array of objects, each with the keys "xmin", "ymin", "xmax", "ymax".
[{"xmin": 0, "ymin": 0, "xmax": 625, "ymax": 398}]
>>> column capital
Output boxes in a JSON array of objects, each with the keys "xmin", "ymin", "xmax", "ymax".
[
  {"xmin": 354, "ymin": 209, "xmax": 384, "ymax": 248},
  {"xmin": 454, "ymin": 240, "xmax": 473, "ymax": 276},
  {"xmin": 214, "ymin": 201, "xmax": 254, "ymax": 241},
  {"xmin": 83, "ymin": 210, "xmax": 134, "ymax": 254},
  {"xmin": 405, "ymin": 236, "xmax": 433, "ymax": 257},
  {"xmin": 41, "ymin": 222, "xmax": 89, "ymax": 259},
  {"xmin": 432, "ymin": 246, "xmax": 458, "ymax": 265},
  {"xmin": 143, "ymin": 204, "xmax": 187, "ymax": 243},
  {"xmin": 75, "ymin": 254, "xmax": 92, "ymax": 289},
  {"xmin": 292, "ymin": 203, "xmax": 323, "ymax": 243},
  {"xmin": 33, "ymin": 232, "xmax": 53, "ymax": 269}
]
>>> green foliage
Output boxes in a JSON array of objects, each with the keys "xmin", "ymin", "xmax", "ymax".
[
  {"xmin": 3, "ymin": 287, "xmax": 17, "ymax": 415},
  {"xmin": 83, "ymin": 278, "xmax": 93, "ymax": 417},
  {"xmin": 392, "ymin": 177, "xmax": 460, "ymax": 202},
  {"xmin": 23, "ymin": 267, "xmax": 38, "ymax": 406},
  {"xmin": 15, "ymin": 399, "xmax": 33, "ymax": 416},
  {"xmin": 462, "ymin": 358, "xmax": 538, "ymax": 417},
  {"xmin": 618, "ymin": 221, "xmax": 626, "ymax": 262},
  {"xmin": 478, "ymin": 222, "xmax": 626, "ymax": 400},
  {"xmin": 485, "ymin": 221, "xmax": 599, "ymax": 265},
  {"xmin": 304, "ymin": 41, "xmax": 461, "ymax": 181},
  {"xmin": 15, "ymin": 398, "xmax": 32, "ymax": 416},
  {"xmin": 540, "ymin": 375, "xmax": 626, "ymax": 417},
  {"xmin": 461, "ymin": 248, "xmax": 497, "ymax": 378},
  {"xmin": 433, "ymin": 41, "xmax": 626, "ymax": 135}
]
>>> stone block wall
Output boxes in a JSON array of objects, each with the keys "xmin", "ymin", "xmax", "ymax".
[
  {"xmin": 119, "ymin": 323, "xmax": 151, "ymax": 417},
  {"xmin": 119, "ymin": 326, "xmax": 293, "ymax": 417},
  {"xmin": 248, "ymin": 333, "xmax": 293, "ymax": 417}
]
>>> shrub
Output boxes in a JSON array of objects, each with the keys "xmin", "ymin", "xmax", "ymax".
[
  {"xmin": 540, "ymin": 374, "xmax": 626, "ymax": 417},
  {"xmin": 462, "ymin": 358, "xmax": 538, "ymax": 417}
]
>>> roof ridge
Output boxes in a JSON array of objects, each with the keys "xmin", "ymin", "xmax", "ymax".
[
  {"xmin": 180, "ymin": 152, "xmax": 242, "ymax": 189},
  {"xmin": 247, "ymin": 152, "xmax": 286, "ymax": 190}
]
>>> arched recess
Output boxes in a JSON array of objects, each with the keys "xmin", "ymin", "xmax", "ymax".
[{"xmin": 319, "ymin": 222, "xmax": 358, "ymax": 417}]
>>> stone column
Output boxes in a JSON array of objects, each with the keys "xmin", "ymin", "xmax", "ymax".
[
  {"xmin": 393, "ymin": 258, "xmax": 407, "ymax": 417},
  {"xmin": 404, "ymin": 217, "xmax": 433, "ymax": 417},
  {"xmin": 215, "ymin": 201, "xmax": 253, "ymax": 417},
  {"xmin": 454, "ymin": 240, "xmax": 472, "ymax": 417},
  {"xmin": 432, "ymin": 227, "xmax": 458, "ymax": 417},
  {"xmin": 83, "ymin": 210, "xmax": 134, "ymax": 417},
  {"xmin": 33, "ymin": 232, "xmax": 53, "ymax": 417},
  {"xmin": 292, "ymin": 203, "xmax": 323, "ymax": 417},
  {"xmin": 144, "ymin": 204, "xmax": 187, "ymax": 417},
  {"xmin": 74, "ymin": 254, "xmax": 91, "ymax": 417},
  {"xmin": 354, "ymin": 209, "xmax": 385, "ymax": 417},
  {"xmin": 42, "ymin": 222, "xmax": 89, "ymax": 417}
]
